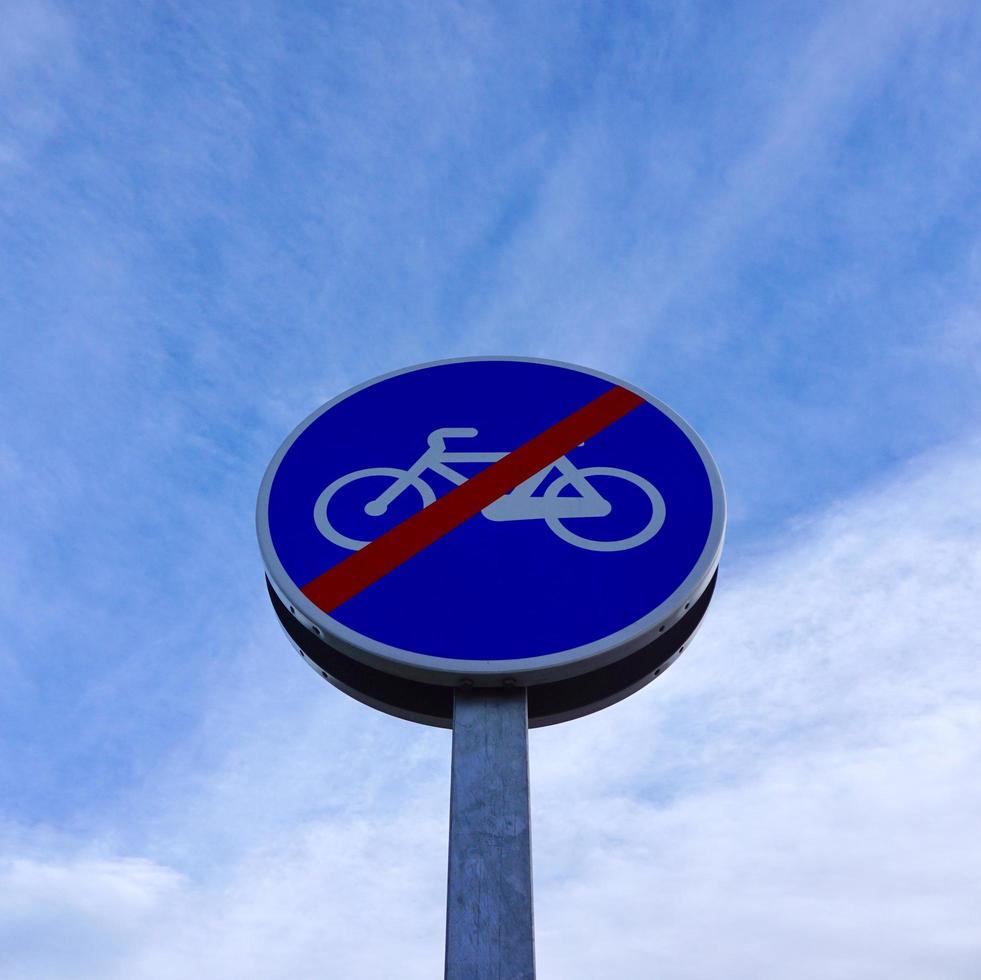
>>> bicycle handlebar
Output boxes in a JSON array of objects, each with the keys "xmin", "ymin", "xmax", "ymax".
[{"xmin": 427, "ymin": 427, "xmax": 479, "ymax": 449}]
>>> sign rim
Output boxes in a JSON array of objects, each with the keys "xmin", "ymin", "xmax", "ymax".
[{"xmin": 256, "ymin": 356, "xmax": 725, "ymax": 686}]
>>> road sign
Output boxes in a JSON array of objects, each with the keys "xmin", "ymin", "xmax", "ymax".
[
  {"xmin": 257, "ymin": 356, "xmax": 726, "ymax": 977},
  {"xmin": 257, "ymin": 357, "xmax": 724, "ymax": 724}
]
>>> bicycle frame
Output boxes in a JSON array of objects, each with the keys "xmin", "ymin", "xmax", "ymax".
[{"xmin": 369, "ymin": 427, "xmax": 611, "ymax": 521}]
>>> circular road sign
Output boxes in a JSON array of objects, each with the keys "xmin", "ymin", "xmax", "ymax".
[{"xmin": 257, "ymin": 357, "xmax": 725, "ymax": 727}]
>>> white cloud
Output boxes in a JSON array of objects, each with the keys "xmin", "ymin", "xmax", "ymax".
[
  {"xmin": 530, "ymin": 436, "xmax": 981, "ymax": 978},
  {"xmin": 465, "ymin": 0, "xmax": 980, "ymax": 375},
  {"xmin": 1, "ymin": 433, "xmax": 979, "ymax": 977},
  {"xmin": 536, "ymin": 708, "xmax": 981, "ymax": 979},
  {"xmin": 0, "ymin": 857, "xmax": 182, "ymax": 979},
  {"xmin": 0, "ymin": 0, "xmax": 76, "ymax": 171}
]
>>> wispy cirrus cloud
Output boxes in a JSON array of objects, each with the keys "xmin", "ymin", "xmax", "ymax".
[{"xmin": 2, "ymin": 1, "xmax": 980, "ymax": 975}]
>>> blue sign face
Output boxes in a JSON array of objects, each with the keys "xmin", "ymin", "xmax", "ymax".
[{"xmin": 257, "ymin": 358, "xmax": 724, "ymax": 683}]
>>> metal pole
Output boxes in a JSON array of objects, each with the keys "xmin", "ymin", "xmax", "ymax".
[{"xmin": 445, "ymin": 686, "xmax": 535, "ymax": 980}]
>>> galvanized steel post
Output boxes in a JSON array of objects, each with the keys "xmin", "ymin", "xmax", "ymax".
[{"xmin": 445, "ymin": 687, "xmax": 535, "ymax": 980}]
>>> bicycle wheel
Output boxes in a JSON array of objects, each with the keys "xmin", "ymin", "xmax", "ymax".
[
  {"xmin": 544, "ymin": 466, "xmax": 665, "ymax": 552},
  {"xmin": 314, "ymin": 467, "xmax": 436, "ymax": 551}
]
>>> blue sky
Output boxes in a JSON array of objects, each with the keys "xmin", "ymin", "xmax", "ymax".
[{"xmin": 1, "ymin": 1, "xmax": 980, "ymax": 976}]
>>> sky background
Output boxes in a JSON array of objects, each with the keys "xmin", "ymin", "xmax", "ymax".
[{"xmin": 1, "ymin": 1, "xmax": 980, "ymax": 977}]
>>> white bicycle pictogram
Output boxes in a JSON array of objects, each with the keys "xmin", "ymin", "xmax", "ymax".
[{"xmin": 314, "ymin": 427, "xmax": 666, "ymax": 552}]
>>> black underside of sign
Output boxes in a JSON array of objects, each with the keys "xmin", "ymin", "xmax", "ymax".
[{"xmin": 266, "ymin": 572, "xmax": 717, "ymax": 728}]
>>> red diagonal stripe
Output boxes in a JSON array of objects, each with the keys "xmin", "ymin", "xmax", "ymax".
[{"xmin": 300, "ymin": 384, "xmax": 644, "ymax": 614}]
